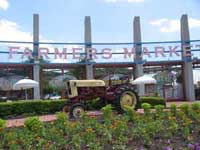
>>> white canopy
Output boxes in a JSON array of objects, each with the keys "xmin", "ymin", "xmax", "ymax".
[
  {"xmin": 13, "ymin": 79, "xmax": 39, "ymax": 90},
  {"xmin": 13, "ymin": 79, "xmax": 39, "ymax": 100},
  {"xmin": 131, "ymin": 75, "xmax": 157, "ymax": 85}
]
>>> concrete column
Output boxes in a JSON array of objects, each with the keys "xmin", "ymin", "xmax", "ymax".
[
  {"xmin": 181, "ymin": 14, "xmax": 195, "ymax": 101},
  {"xmin": 33, "ymin": 14, "xmax": 40, "ymax": 99},
  {"xmin": 84, "ymin": 16, "xmax": 94, "ymax": 79},
  {"xmin": 133, "ymin": 16, "xmax": 145, "ymax": 96}
]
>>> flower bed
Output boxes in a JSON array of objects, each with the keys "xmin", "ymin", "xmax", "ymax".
[{"xmin": 0, "ymin": 102, "xmax": 200, "ymax": 149}]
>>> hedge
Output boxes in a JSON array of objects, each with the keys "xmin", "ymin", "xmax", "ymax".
[
  {"xmin": 0, "ymin": 100, "xmax": 66, "ymax": 119},
  {"xmin": 0, "ymin": 96, "xmax": 166, "ymax": 119},
  {"xmin": 137, "ymin": 96, "xmax": 166, "ymax": 108}
]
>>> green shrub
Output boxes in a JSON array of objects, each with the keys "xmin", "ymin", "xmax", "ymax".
[
  {"xmin": 123, "ymin": 105, "xmax": 137, "ymax": 121},
  {"xmin": 0, "ymin": 97, "xmax": 166, "ymax": 118},
  {"xmin": 24, "ymin": 116, "xmax": 43, "ymax": 132},
  {"xmin": 137, "ymin": 96, "xmax": 166, "ymax": 108},
  {"xmin": 141, "ymin": 103, "xmax": 151, "ymax": 113},
  {"xmin": 0, "ymin": 118, "xmax": 6, "ymax": 130},
  {"xmin": 56, "ymin": 112, "xmax": 68, "ymax": 123},
  {"xmin": 0, "ymin": 100, "xmax": 66, "ymax": 118},
  {"xmin": 101, "ymin": 105, "xmax": 113, "ymax": 125},
  {"xmin": 170, "ymin": 104, "xmax": 177, "ymax": 116},
  {"xmin": 154, "ymin": 105, "xmax": 165, "ymax": 113},
  {"xmin": 179, "ymin": 104, "xmax": 189, "ymax": 115},
  {"xmin": 191, "ymin": 102, "xmax": 200, "ymax": 111}
]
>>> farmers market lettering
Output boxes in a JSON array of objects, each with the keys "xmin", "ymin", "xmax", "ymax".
[{"xmin": 8, "ymin": 44, "xmax": 199, "ymax": 60}]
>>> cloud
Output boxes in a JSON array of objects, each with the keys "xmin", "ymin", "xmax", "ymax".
[
  {"xmin": 150, "ymin": 18, "xmax": 200, "ymax": 33},
  {"xmin": 0, "ymin": 19, "xmax": 32, "ymax": 41},
  {"xmin": 105, "ymin": 0, "xmax": 144, "ymax": 3},
  {"xmin": 0, "ymin": 19, "xmax": 84, "ymax": 63},
  {"xmin": 0, "ymin": 19, "xmax": 53, "ymax": 46},
  {"xmin": 189, "ymin": 18, "xmax": 200, "ymax": 28},
  {"xmin": 149, "ymin": 18, "xmax": 168, "ymax": 26},
  {"xmin": 0, "ymin": 0, "xmax": 9, "ymax": 10}
]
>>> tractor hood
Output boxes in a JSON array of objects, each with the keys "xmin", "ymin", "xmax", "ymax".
[{"xmin": 69, "ymin": 80, "xmax": 106, "ymax": 87}]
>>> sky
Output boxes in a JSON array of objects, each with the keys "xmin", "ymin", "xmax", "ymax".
[
  {"xmin": 0, "ymin": 0, "xmax": 200, "ymax": 65},
  {"xmin": 0, "ymin": 0, "xmax": 200, "ymax": 83},
  {"xmin": 0, "ymin": 0, "xmax": 200, "ymax": 43}
]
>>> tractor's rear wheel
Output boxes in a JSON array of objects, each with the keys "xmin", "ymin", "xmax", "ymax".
[
  {"xmin": 69, "ymin": 103, "xmax": 86, "ymax": 119},
  {"xmin": 115, "ymin": 87, "xmax": 139, "ymax": 113}
]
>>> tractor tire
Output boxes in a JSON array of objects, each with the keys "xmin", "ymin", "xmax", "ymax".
[
  {"xmin": 62, "ymin": 105, "xmax": 69, "ymax": 114},
  {"xmin": 69, "ymin": 103, "xmax": 86, "ymax": 119},
  {"xmin": 115, "ymin": 86, "xmax": 139, "ymax": 113}
]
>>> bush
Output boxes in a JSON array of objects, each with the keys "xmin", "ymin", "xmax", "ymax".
[
  {"xmin": 101, "ymin": 104, "xmax": 113, "ymax": 120},
  {"xmin": 123, "ymin": 105, "xmax": 137, "ymax": 121},
  {"xmin": 0, "ymin": 118, "xmax": 6, "ymax": 130},
  {"xmin": 179, "ymin": 103, "xmax": 190, "ymax": 114},
  {"xmin": 191, "ymin": 102, "xmax": 200, "ymax": 111},
  {"xmin": 0, "ymin": 97, "xmax": 166, "ymax": 118},
  {"xmin": 141, "ymin": 103, "xmax": 152, "ymax": 113},
  {"xmin": 154, "ymin": 105, "xmax": 165, "ymax": 113},
  {"xmin": 56, "ymin": 112, "xmax": 68, "ymax": 123},
  {"xmin": 24, "ymin": 116, "xmax": 43, "ymax": 132},
  {"xmin": 137, "ymin": 96, "xmax": 166, "ymax": 108},
  {"xmin": 170, "ymin": 104, "xmax": 177, "ymax": 116},
  {"xmin": 0, "ymin": 100, "xmax": 66, "ymax": 119}
]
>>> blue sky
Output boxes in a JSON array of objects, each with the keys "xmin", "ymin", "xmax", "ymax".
[
  {"xmin": 0, "ymin": 0, "xmax": 200, "ymax": 43},
  {"xmin": 0, "ymin": 0, "xmax": 200, "ymax": 83}
]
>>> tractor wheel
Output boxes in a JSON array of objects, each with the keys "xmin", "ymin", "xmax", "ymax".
[
  {"xmin": 62, "ymin": 105, "xmax": 69, "ymax": 114},
  {"xmin": 69, "ymin": 103, "xmax": 86, "ymax": 119},
  {"xmin": 115, "ymin": 87, "xmax": 139, "ymax": 113}
]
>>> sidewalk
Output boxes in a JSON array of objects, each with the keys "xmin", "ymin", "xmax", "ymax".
[
  {"xmin": 6, "ymin": 111, "xmax": 103, "ymax": 128},
  {"xmin": 6, "ymin": 114, "xmax": 57, "ymax": 128},
  {"xmin": 166, "ymin": 101, "xmax": 194, "ymax": 107}
]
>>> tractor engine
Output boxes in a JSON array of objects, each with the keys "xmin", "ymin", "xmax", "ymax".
[
  {"xmin": 65, "ymin": 80, "xmax": 106, "ymax": 102},
  {"xmin": 76, "ymin": 86, "xmax": 106, "ymax": 101}
]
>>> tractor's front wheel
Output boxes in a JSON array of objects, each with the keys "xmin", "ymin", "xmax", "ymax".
[
  {"xmin": 69, "ymin": 103, "xmax": 86, "ymax": 119},
  {"xmin": 115, "ymin": 88, "xmax": 139, "ymax": 113},
  {"xmin": 62, "ymin": 105, "xmax": 69, "ymax": 114}
]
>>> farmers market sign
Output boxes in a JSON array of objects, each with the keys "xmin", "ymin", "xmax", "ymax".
[{"xmin": 7, "ymin": 44, "xmax": 198, "ymax": 60}]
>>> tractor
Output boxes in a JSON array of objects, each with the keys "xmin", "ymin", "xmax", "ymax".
[{"xmin": 63, "ymin": 79, "xmax": 139, "ymax": 118}]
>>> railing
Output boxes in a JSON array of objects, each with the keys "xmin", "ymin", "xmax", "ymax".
[{"xmin": 0, "ymin": 40, "xmax": 199, "ymax": 64}]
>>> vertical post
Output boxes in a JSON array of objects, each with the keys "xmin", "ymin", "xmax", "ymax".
[
  {"xmin": 133, "ymin": 16, "xmax": 145, "ymax": 96},
  {"xmin": 33, "ymin": 14, "xmax": 40, "ymax": 99},
  {"xmin": 181, "ymin": 14, "xmax": 195, "ymax": 101},
  {"xmin": 85, "ymin": 16, "xmax": 94, "ymax": 79},
  {"xmin": 61, "ymin": 68, "xmax": 65, "ymax": 99},
  {"xmin": 29, "ymin": 67, "xmax": 33, "ymax": 99}
]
